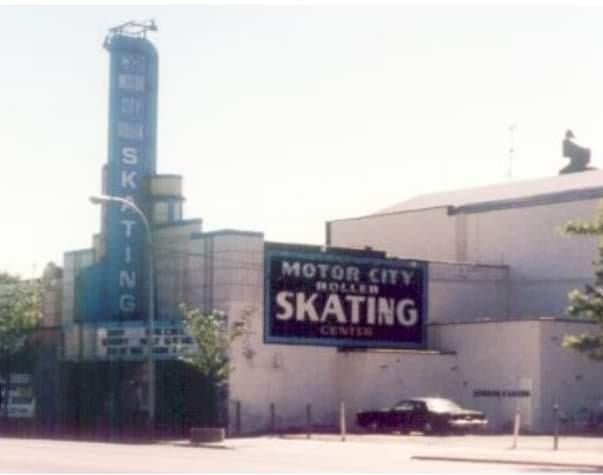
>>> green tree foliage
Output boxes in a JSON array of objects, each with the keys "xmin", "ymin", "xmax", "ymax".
[
  {"xmin": 0, "ymin": 273, "xmax": 19, "ymax": 285},
  {"xmin": 179, "ymin": 304, "xmax": 245, "ymax": 385},
  {"xmin": 563, "ymin": 202, "xmax": 603, "ymax": 360},
  {"xmin": 0, "ymin": 273, "xmax": 41, "ymax": 360}
]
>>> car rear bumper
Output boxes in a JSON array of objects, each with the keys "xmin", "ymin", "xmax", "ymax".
[{"xmin": 449, "ymin": 419, "xmax": 488, "ymax": 429}]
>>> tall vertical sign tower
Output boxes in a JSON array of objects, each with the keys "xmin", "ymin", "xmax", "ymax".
[{"xmin": 103, "ymin": 21, "xmax": 158, "ymax": 322}]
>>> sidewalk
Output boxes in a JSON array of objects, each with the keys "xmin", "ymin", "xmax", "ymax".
[
  {"xmin": 1, "ymin": 433, "xmax": 600, "ymax": 472},
  {"xmin": 411, "ymin": 448, "xmax": 603, "ymax": 470},
  {"xmin": 417, "ymin": 434, "xmax": 603, "ymax": 470},
  {"xmin": 276, "ymin": 433, "xmax": 603, "ymax": 470}
]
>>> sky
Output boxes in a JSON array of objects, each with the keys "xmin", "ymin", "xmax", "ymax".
[{"xmin": 2, "ymin": 4, "xmax": 603, "ymax": 277}]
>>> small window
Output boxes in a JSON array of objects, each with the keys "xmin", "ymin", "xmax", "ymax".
[
  {"xmin": 153, "ymin": 202, "xmax": 169, "ymax": 225},
  {"xmin": 172, "ymin": 202, "xmax": 183, "ymax": 221}
]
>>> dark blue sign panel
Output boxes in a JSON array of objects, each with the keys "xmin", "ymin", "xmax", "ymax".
[
  {"xmin": 104, "ymin": 36, "xmax": 158, "ymax": 321},
  {"xmin": 264, "ymin": 245, "xmax": 428, "ymax": 349}
]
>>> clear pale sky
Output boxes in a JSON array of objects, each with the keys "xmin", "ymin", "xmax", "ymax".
[{"xmin": 2, "ymin": 4, "xmax": 603, "ymax": 277}]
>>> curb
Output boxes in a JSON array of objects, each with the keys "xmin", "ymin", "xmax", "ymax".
[{"xmin": 411, "ymin": 455, "xmax": 603, "ymax": 470}]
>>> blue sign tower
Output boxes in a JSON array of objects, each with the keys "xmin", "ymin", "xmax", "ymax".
[
  {"xmin": 77, "ymin": 21, "xmax": 159, "ymax": 325},
  {"xmin": 103, "ymin": 21, "xmax": 158, "ymax": 322}
]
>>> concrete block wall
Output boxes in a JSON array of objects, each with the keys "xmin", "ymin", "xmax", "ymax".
[
  {"xmin": 335, "ymin": 350, "xmax": 460, "ymax": 431},
  {"xmin": 329, "ymin": 207, "xmax": 456, "ymax": 262},
  {"xmin": 213, "ymin": 234, "xmax": 340, "ymax": 434},
  {"xmin": 464, "ymin": 199, "xmax": 599, "ymax": 317},
  {"xmin": 538, "ymin": 320, "xmax": 603, "ymax": 432},
  {"xmin": 228, "ymin": 340, "xmax": 338, "ymax": 434},
  {"xmin": 429, "ymin": 261, "xmax": 510, "ymax": 323},
  {"xmin": 430, "ymin": 320, "xmax": 542, "ymax": 432}
]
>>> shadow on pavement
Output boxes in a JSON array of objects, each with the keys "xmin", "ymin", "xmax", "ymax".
[
  {"xmin": 169, "ymin": 441, "xmax": 235, "ymax": 450},
  {"xmin": 412, "ymin": 456, "xmax": 603, "ymax": 473},
  {"xmin": 519, "ymin": 467, "xmax": 603, "ymax": 474}
]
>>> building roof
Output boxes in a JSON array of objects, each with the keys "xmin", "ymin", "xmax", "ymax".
[{"xmin": 378, "ymin": 170, "xmax": 603, "ymax": 215}]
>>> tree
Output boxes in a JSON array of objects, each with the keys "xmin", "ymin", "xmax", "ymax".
[
  {"xmin": 178, "ymin": 304, "xmax": 245, "ymax": 384},
  {"xmin": 0, "ymin": 272, "xmax": 42, "ymax": 419},
  {"xmin": 178, "ymin": 304, "xmax": 246, "ymax": 428},
  {"xmin": 562, "ymin": 202, "xmax": 603, "ymax": 359}
]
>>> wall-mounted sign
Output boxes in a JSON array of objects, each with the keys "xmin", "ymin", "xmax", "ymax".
[
  {"xmin": 473, "ymin": 390, "xmax": 531, "ymax": 398},
  {"xmin": 0, "ymin": 374, "xmax": 35, "ymax": 419},
  {"xmin": 264, "ymin": 244, "xmax": 428, "ymax": 349}
]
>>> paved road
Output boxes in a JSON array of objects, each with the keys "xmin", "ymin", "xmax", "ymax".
[{"xmin": 0, "ymin": 434, "xmax": 602, "ymax": 472}]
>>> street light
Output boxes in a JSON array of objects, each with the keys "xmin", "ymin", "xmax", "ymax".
[{"xmin": 89, "ymin": 194, "xmax": 155, "ymax": 438}]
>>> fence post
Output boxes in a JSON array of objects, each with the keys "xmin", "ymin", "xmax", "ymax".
[
  {"xmin": 339, "ymin": 401, "xmax": 346, "ymax": 442},
  {"xmin": 553, "ymin": 403, "xmax": 559, "ymax": 451},
  {"xmin": 270, "ymin": 402, "xmax": 275, "ymax": 436},
  {"xmin": 306, "ymin": 404, "xmax": 312, "ymax": 439},
  {"xmin": 235, "ymin": 400, "xmax": 241, "ymax": 436},
  {"xmin": 511, "ymin": 411, "xmax": 521, "ymax": 449}
]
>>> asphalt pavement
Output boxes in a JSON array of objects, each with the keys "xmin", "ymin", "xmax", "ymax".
[
  {"xmin": 260, "ymin": 433, "xmax": 603, "ymax": 471},
  {"xmin": 1, "ymin": 433, "xmax": 603, "ymax": 472}
]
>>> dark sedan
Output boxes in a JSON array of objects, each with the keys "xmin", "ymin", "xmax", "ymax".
[{"xmin": 356, "ymin": 397, "xmax": 488, "ymax": 435}]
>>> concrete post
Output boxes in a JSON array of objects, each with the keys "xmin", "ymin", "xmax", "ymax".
[
  {"xmin": 306, "ymin": 404, "xmax": 312, "ymax": 439},
  {"xmin": 553, "ymin": 403, "xmax": 560, "ymax": 451},
  {"xmin": 511, "ymin": 411, "xmax": 521, "ymax": 449},
  {"xmin": 235, "ymin": 400, "xmax": 241, "ymax": 436},
  {"xmin": 340, "ymin": 401, "xmax": 346, "ymax": 442}
]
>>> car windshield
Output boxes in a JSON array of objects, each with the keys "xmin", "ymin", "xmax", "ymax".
[{"xmin": 424, "ymin": 399, "xmax": 463, "ymax": 412}]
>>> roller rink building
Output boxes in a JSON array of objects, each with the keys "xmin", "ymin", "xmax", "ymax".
[{"xmin": 31, "ymin": 24, "xmax": 603, "ymax": 436}]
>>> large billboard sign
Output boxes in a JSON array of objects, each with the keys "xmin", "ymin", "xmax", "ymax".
[
  {"xmin": 104, "ymin": 34, "xmax": 158, "ymax": 321},
  {"xmin": 264, "ymin": 245, "xmax": 428, "ymax": 349}
]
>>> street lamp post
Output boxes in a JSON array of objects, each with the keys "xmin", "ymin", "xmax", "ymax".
[{"xmin": 89, "ymin": 194, "xmax": 155, "ymax": 439}]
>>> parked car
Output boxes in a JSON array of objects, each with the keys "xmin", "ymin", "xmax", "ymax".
[{"xmin": 356, "ymin": 397, "xmax": 488, "ymax": 435}]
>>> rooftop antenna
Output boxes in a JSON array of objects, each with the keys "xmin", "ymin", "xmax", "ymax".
[
  {"xmin": 103, "ymin": 19, "xmax": 158, "ymax": 49},
  {"xmin": 507, "ymin": 123, "xmax": 517, "ymax": 180}
]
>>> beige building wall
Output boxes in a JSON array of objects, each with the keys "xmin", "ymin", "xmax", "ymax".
[
  {"xmin": 329, "ymin": 186, "xmax": 601, "ymax": 320},
  {"xmin": 537, "ymin": 320, "xmax": 603, "ymax": 432},
  {"xmin": 431, "ymin": 320, "xmax": 542, "ymax": 431},
  {"xmin": 335, "ymin": 350, "xmax": 460, "ymax": 431},
  {"xmin": 462, "ymin": 199, "xmax": 599, "ymax": 317},
  {"xmin": 328, "ymin": 212, "xmax": 511, "ymax": 324},
  {"xmin": 195, "ymin": 233, "xmax": 341, "ymax": 434},
  {"xmin": 202, "ymin": 234, "xmax": 512, "ymax": 434},
  {"xmin": 149, "ymin": 229, "xmax": 339, "ymax": 434},
  {"xmin": 329, "ymin": 207, "xmax": 456, "ymax": 262},
  {"xmin": 154, "ymin": 220, "xmax": 203, "ymax": 320},
  {"xmin": 165, "ymin": 231, "xmax": 594, "ymax": 434},
  {"xmin": 429, "ymin": 319, "xmax": 603, "ymax": 433},
  {"xmin": 428, "ymin": 262, "xmax": 510, "ymax": 323}
]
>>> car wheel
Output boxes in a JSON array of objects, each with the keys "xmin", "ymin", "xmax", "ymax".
[
  {"xmin": 369, "ymin": 421, "xmax": 380, "ymax": 433},
  {"xmin": 422, "ymin": 421, "xmax": 434, "ymax": 435}
]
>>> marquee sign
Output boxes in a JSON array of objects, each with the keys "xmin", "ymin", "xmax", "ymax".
[
  {"xmin": 97, "ymin": 321, "xmax": 196, "ymax": 360},
  {"xmin": 264, "ymin": 245, "xmax": 428, "ymax": 349}
]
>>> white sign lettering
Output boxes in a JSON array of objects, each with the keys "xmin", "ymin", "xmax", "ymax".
[{"xmin": 275, "ymin": 291, "xmax": 418, "ymax": 327}]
